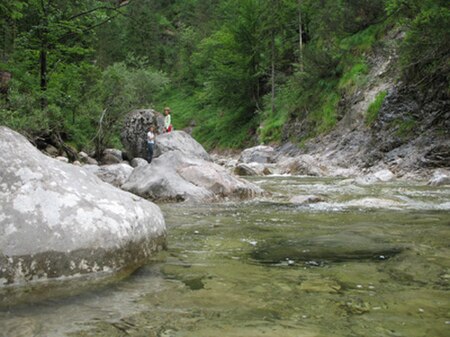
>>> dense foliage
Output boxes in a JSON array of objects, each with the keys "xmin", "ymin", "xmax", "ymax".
[{"xmin": 1, "ymin": 0, "xmax": 448, "ymax": 152}]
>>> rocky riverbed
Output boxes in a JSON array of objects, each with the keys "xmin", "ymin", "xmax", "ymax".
[{"xmin": 1, "ymin": 175, "xmax": 448, "ymax": 337}]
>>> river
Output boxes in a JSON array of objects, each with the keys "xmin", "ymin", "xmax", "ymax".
[{"xmin": 1, "ymin": 176, "xmax": 449, "ymax": 337}]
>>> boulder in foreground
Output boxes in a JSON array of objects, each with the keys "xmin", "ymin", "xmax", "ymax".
[{"xmin": 0, "ymin": 126, "xmax": 166, "ymax": 303}]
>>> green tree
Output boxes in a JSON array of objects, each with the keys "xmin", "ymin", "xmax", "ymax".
[
  {"xmin": 386, "ymin": 0, "xmax": 450, "ymax": 85},
  {"xmin": 93, "ymin": 61, "xmax": 169, "ymax": 156}
]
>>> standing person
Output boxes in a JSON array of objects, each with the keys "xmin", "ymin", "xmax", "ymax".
[
  {"xmin": 163, "ymin": 107, "xmax": 172, "ymax": 133},
  {"xmin": 147, "ymin": 125, "xmax": 155, "ymax": 163}
]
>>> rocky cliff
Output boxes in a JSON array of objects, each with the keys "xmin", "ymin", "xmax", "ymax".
[{"xmin": 281, "ymin": 30, "xmax": 449, "ymax": 178}]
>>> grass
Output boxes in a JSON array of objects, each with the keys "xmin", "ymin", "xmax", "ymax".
[
  {"xmin": 338, "ymin": 60, "xmax": 369, "ymax": 94},
  {"xmin": 154, "ymin": 88, "xmax": 258, "ymax": 149},
  {"xmin": 365, "ymin": 90, "xmax": 387, "ymax": 126},
  {"xmin": 394, "ymin": 117, "xmax": 417, "ymax": 139},
  {"xmin": 340, "ymin": 23, "xmax": 384, "ymax": 54}
]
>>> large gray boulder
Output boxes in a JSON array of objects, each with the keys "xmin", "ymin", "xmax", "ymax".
[
  {"xmin": 122, "ymin": 150, "xmax": 263, "ymax": 202},
  {"xmin": 238, "ymin": 145, "xmax": 275, "ymax": 164},
  {"xmin": 0, "ymin": 127, "xmax": 166, "ymax": 301},
  {"xmin": 82, "ymin": 163, "xmax": 134, "ymax": 188},
  {"xmin": 120, "ymin": 109, "xmax": 165, "ymax": 160},
  {"xmin": 278, "ymin": 155, "xmax": 327, "ymax": 176},
  {"xmin": 154, "ymin": 131, "xmax": 211, "ymax": 161}
]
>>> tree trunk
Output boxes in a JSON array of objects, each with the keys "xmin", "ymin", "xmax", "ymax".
[
  {"xmin": 39, "ymin": 48, "xmax": 48, "ymax": 109},
  {"xmin": 271, "ymin": 28, "xmax": 275, "ymax": 114},
  {"xmin": 39, "ymin": 0, "xmax": 49, "ymax": 109},
  {"xmin": 298, "ymin": 0, "xmax": 304, "ymax": 71}
]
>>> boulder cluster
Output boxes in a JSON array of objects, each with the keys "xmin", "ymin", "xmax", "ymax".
[{"xmin": 1, "ymin": 104, "xmax": 448, "ymax": 304}]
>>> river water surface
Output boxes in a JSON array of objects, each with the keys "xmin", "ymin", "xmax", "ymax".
[{"xmin": 1, "ymin": 176, "xmax": 449, "ymax": 337}]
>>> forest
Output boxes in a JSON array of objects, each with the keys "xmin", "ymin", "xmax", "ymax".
[{"xmin": 1, "ymin": 0, "xmax": 449, "ymax": 155}]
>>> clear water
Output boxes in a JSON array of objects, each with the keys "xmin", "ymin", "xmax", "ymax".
[{"xmin": 1, "ymin": 176, "xmax": 449, "ymax": 337}]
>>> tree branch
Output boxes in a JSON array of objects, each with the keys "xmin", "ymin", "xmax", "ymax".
[{"xmin": 66, "ymin": 0, "xmax": 132, "ymax": 21}]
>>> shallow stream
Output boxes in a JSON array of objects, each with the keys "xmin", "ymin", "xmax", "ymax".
[{"xmin": 1, "ymin": 176, "xmax": 449, "ymax": 337}]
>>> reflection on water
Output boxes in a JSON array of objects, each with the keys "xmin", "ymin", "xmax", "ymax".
[{"xmin": 1, "ymin": 177, "xmax": 449, "ymax": 337}]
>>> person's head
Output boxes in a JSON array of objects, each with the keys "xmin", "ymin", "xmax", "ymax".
[
  {"xmin": 148, "ymin": 125, "xmax": 154, "ymax": 131},
  {"xmin": 164, "ymin": 107, "xmax": 171, "ymax": 115}
]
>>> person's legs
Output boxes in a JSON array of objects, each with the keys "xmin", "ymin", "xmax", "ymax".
[{"xmin": 147, "ymin": 143, "xmax": 154, "ymax": 163}]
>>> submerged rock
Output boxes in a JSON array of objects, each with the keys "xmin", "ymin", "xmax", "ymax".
[
  {"xmin": 0, "ymin": 126, "xmax": 166, "ymax": 303},
  {"xmin": 289, "ymin": 195, "xmax": 324, "ymax": 204},
  {"xmin": 299, "ymin": 278, "xmax": 341, "ymax": 293},
  {"xmin": 250, "ymin": 232, "xmax": 403, "ymax": 264}
]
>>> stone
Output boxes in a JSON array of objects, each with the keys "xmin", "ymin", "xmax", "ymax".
[
  {"xmin": 289, "ymin": 195, "xmax": 324, "ymax": 204},
  {"xmin": 79, "ymin": 151, "xmax": 98, "ymax": 165},
  {"xmin": 299, "ymin": 278, "xmax": 341, "ymax": 293},
  {"xmin": 120, "ymin": 109, "xmax": 165, "ymax": 160},
  {"xmin": 428, "ymin": 169, "xmax": 450, "ymax": 186},
  {"xmin": 355, "ymin": 168, "xmax": 395, "ymax": 185},
  {"xmin": 100, "ymin": 148, "xmax": 123, "ymax": 165},
  {"xmin": 83, "ymin": 163, "xmax": 134, "ymax": 188},
  {"xmin": 251, "ymin": 232, "xmax": 403, "ymax": 264},
  {"xmin": 86, "ymin": 157, "xmax": 98, "ymax": 165},
  {"xmin": 238, "ymin": 145, "xmax": 275, "ymax": 164},
  {"xmin": 122, "ymin": 150, "xmax": 263, "ymax": 202},
  {"xmin": 44, "ymin": 144, "xmax": 59, "ymax": 157},
  {"xmin": 153, "ymin": 131, "xmax": 211, "ymax": 161},
  {"xmin": 234, "ymin": 163, "xmax": 259, "ymax": 176},
  {"xmin": 55, "ymin": 156, "xmax": 69, "ymax": 163},
  {"xmin": 78, "ymin": 151, "xmax": 89, "ymax": 161},
  {"xmin": 0, "ymin": 127, "xmax": 166, "ymax": 302},
  {"xmin": 278, "ymin": 155, "xmax": 327, "ymax": 176},
  {"xmin": 131, "ymin": 157, "xmax": 149, "ymax": 168},
  {"xmin": 373, "ymin": 169, "xmax": 395, "ymax": 182}
]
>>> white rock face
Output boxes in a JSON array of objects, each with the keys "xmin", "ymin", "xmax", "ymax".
[
  {"xmin": 122, "ymin": 150, "xmax": 263, "ymax": 202},
  {"xmin": 0, "ymin": 126, "xmax": 166, "ymax": 294}
]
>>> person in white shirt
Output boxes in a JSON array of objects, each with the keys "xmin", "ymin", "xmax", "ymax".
[
  {"xmin": 163, "ymin": 107, "xmax": 172, "ymax": 133},
  {"xmin": 147, "ymin": 125, "xmax": 155, "ymax": 163}
]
